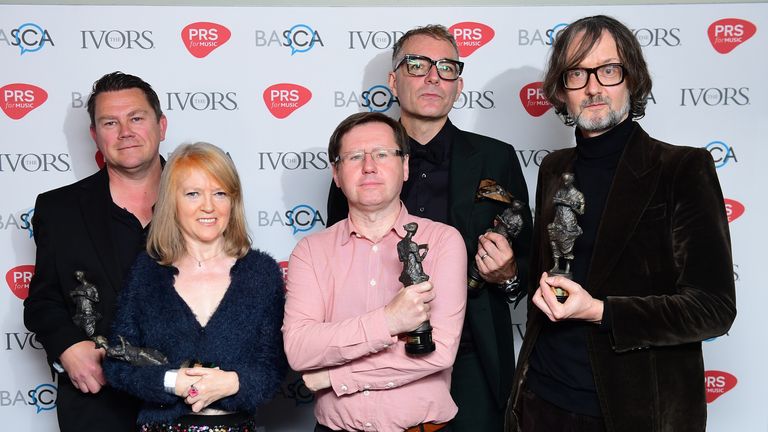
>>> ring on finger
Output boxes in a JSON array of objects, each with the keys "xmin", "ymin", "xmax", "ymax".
[
  {"xmin": 480, "ymin": 253, "xmax": 489, "ymax": 260},
  {"xmin": 188, "ymin": 384, "xmax": 199, "ymax": 398}
]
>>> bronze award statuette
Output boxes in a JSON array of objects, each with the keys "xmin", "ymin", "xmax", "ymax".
[
  {"xmin": 546, "ymin": 173, "xmax": 585, "ymax": 303},
  {"xmin": 71, "ymin": 271, "xmax": 168, "ymax": 365},
  {"xmin": 468, "ymin": 179, "xmax": 526, "ymax": 305},
  {"xmin": 397, "ymin": 222, "xmax": 435, "ymax": 355}
]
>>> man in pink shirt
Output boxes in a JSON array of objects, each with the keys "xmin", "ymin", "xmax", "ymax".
[{"xmin": 283, "ymin": 112, "xmax": 467, "ymax": 432}]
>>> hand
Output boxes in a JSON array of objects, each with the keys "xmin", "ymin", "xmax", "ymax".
[
  {"xmin": 532, "ymin": 272, "xmax": 604, "ymax": 323},
  {"xmin": 59, "ymin": 340, "xmax": 106, "ymax": 393},
  {"xmin": 181, "ymin": 367, "xmax": 239, "ymax": 412},
  {"xmin": 384, "ymin": 281, "xmax": 434, "ymax": 336},
  {"xmin": 475, "ymin": 232, "xmax": 517, "ymax": 284},
  {"xmin": 302, "ymin": 369, "xmax": 331, "ymax": 392}
]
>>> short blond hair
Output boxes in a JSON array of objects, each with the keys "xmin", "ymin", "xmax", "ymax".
[{"xmin": 147, "ymin": 142, "xmax": 250, "ymax": 265}]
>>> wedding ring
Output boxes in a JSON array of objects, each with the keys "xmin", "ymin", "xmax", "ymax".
[{"xmin": 481, "ymin": 253, "xmax": 489, "ymax": 260}]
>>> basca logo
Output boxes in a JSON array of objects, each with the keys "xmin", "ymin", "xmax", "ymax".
[
  {"xmin": 518, "ymin": 22, "xmax": 569, "ymax": 46},
  {"xmin": 263, "ymin": 84, "xmax": 312, "ymax": 119},
  {"xmin": 1, "ymin": 83, "xmax": 48, "ymax": 120},
  {"xmin": 334, "ymin": 85, "xmax": 399, "ymax": 113},
  {"xmin": 630, "ymin": 27, "xmax": 681, "ymax": 47},
  {"xmin": 519, "ymin": 82, "xmax": 552, "ymax": 117},
  {"xmin": 347, "ymin": 30, "xmax": 404, "ymax": 50},
  {"xmin": 516, "ymin": 149, "xmax": 552, "ymax": 168},
  {"xmin": 166, "ymin": 91, "xmax": 238, "ymax": 111},
  {"xmin": 680, "ymin": 87, "xmax": 749, "ymax": 107},
  {"xmin": 0, "ymin": 23, "xmax": 54, "ymax": 55},
  {"xmin": 3, "ymin": 332, "xmax": 43, "ymax": 350},
  {"xmin": 256, "ymin": 204, "xmax": 325, "ymax": 235},
  {"xmin": 0, "ymin": 208, "xmax": 34, "ymax": 238},
  {"xmin": 278, "ymin": 261, "xmax": 288, "ymax": 285},
  {"xmin": 80, "ymin": 30, "xmax": 154, "ymax": 49},
  {"xmin": 6, "ymin": 265, "xmax": 34, "ymax": 300},
  {"xmin": 257, "ymin": 151, "xmax": 330, "ymax": 170},
  {"xmin": 0, "ymin": 153, "xmax": 71, "ymax": 173},
  {"xmin": 0, "ymin": 383, "xmax": 56, "ymax": 413},
  {"xmin": 255, "ymin": 24, "xmax": 324, "ymax": 55},
  {"xmin": 705, "ymin": 370, "xmax": 737, "ymax": 403},
  {"xmin": 708, "ymin": 19, "xmax": 756, "ymax": 54},
  {"xmin": 449, "ymin": 22, "xmax": 494, "ymax": 57},
  {"xmin": 277, "ymin": 376, "xmax": 315, "ymax": 405},
  {"xmin": 724, "ymin": 199, "xmax": 744, "ymax": 223},
  {"xmin": 453, "ymin": 90, "xmax": 495, "ymax": 110},
  {"xmin": 705, "ymin": 140, "xmax": 738, "ymax": 168},
  {"xmin": 182, "ymin": 22, "xmax": 231, "ymax": 58}
]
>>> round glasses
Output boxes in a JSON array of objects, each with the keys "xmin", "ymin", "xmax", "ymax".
[
  {"xmin": 563, "ymin": 63, "xmax": 625, "ymax": 90},
  {"xmin": 395, "ymin": 55, "xmax": 464, "ymax": 81}
]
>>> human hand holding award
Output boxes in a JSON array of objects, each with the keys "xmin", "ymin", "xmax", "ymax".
[
  {"xmin": 397, "ymin": 222, "xmax": 435, "ymax": 355},
  {"xmin": 546, "ymin": 173, "xmax": 585, "ymax": 303}
]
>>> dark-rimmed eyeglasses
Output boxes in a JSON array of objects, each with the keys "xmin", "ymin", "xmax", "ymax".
[
  {"xmin": 333, "ymin": 148, "xmax": 404, "ymax": 165},
  {"xmin": 394, "ymin": 55, "xmax": 464, "ymax": 81},
  {"xmin": 563, "ymin": 63, "xmax": 625, "ymax": 90}
]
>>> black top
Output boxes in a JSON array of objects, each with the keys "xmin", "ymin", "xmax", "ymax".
[
  {"xmin": 110, "ymin": 201, "xmax": 149, "ymax": 283},
  {"xmin": 527, "ymin": 117, "xmax": 635, "ymax": 417},
  {"xmin": 402, "ymin": 119, "xmax": 453, "ymax": 224}
]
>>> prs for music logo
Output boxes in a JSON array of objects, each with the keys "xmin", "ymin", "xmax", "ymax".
[
  {"xmin": 6, "ymin": 265, "xmax": 34, "ymax": 300},
  {"xmin": 1, "ymin": 83, "xmax": 47, "ymax": 120},
  {"xmin": 519, "ymin": 82, "xmax": 552, "ymax": 117},
  {"xmin": 263, "ymin": 84, "xmax": 312, "ymax": 119},
  {"xmin": 705, "ymin": 370, "xmax": 737, "ymax": 403},
  {"xmin": 707, "ymin": 18, "xmax": 756, "ymax": 54},
  {"xmin": 449, "ymin": 22, "xmax": 494, "ymax": 57},
  {"xmin": 182, "ymin": 22, "xmax": 231, "ymax": 58}
]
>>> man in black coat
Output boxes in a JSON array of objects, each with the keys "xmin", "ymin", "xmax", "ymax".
[
  {"xmin": 327, "ymin": 25, "xmax": 532, "ymax": 432},
  {"xmin": 506, "ymin": 16, "xmax": 736, "ymax": 432},
  {"xmin": 24, "ymin": 72, "xmax": 166, "ymax": 432}
]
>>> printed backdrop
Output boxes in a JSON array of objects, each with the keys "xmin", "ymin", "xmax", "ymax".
[{"xmin": 1, "ymin": 3, "xmax": 764, "ymax": 431}]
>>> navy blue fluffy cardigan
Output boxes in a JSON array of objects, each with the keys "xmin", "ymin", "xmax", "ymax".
[{"xmin": 104, "ymin": 249, "xmax": 287, "ymax": 424}]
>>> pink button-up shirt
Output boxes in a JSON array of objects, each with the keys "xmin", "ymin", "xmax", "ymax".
[{"xmin": 283, "ymin": 206, "xmax": 467, "ymax": 432}]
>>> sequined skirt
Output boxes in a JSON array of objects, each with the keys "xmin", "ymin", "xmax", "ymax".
[{"xmin": 140, "ymin": 413, "xmax": 257, "ymax": 432}]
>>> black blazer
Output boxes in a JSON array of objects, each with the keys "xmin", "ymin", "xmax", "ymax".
[
  {"xmin": 24, "ymin": 168, "xmax": 126, "ymax": 364},
  {"xmin": 327, "ymin": 124, "xmax": 533, "ymax": 409},
  {"xmin": 507, "ymin": 125, "xmax": 736, "ymax": 432}
]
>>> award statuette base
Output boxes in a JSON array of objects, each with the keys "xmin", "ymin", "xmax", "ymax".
[
  {"xmin": 405, "ymin": 322, "xmax": 436, "ymax": 355},
  {"xmin": 549, "ymin": 270, "xmax": 571, "ymax": 304}
]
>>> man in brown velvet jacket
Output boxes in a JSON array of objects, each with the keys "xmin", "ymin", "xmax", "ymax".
[{"xmin": 506, "ymin": 16, "xmax": 736, "ymax": 432}]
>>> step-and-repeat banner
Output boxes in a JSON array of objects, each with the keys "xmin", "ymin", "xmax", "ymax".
[{"xmin": 1, "ymin": 3, "xmax": 764, "ymax": 431}]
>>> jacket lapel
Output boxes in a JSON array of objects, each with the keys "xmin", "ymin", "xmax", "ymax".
[
  {"xmin": 586, "ymin": 126, "xmax": 662, "ymax": 295},
  {"xmin": 78, "ymin": 169, "xmax": 121, "ymax": 294},
  {"xmin": 449, "ymin": 129, "xmax": 483, "ymax": 237}
]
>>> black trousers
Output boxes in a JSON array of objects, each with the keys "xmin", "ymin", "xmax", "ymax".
[
  {"xmin": 520, "ymin": 387, "xmax": 606, "ymax": 432},
  {"xmin": 56, "ymin": 375, "xmax": 140, "ymax": 432}
]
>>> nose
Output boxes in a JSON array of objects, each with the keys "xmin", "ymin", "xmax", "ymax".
[
  {"xmin": 201, "ymin": 194, "xmax": 214, "ymax": 212},
  {"xmin": 584, "ymin": 71, "xmax": 602, "ymax": 95},
  {"xmin": 362, "ymin": 152, "xmax": 378, "ymax": 173},
  {"xmin": 117, "ymin": 121, "xmax": 134, "ymax": 139},
  {"xmin": 424, "ymin": 64, "xmax": 441, "ymax": 84}
]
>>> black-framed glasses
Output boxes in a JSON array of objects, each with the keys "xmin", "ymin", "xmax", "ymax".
[
  {"xmin": 334, "ymin": 148, "xmax": 404, "ymax": 165},
  {"xmin": 563, "ymin": 63, "xmax": 625, "ymax": 90},
  {"xmin": 394, "ymin": 54, "xmax": 464, "ymax": 81}
]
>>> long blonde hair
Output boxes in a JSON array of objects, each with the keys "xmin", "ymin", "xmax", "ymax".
[{"xmin": 147, "ymin": 142, "xmax": 250, "ymax": 265}]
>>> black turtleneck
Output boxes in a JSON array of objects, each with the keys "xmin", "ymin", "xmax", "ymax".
[{"xmin": 527, "ymin": 117, "xmax": 636, "ymax": 418}]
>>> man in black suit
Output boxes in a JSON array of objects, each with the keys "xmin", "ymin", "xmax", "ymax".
[
  {"xmin": 327, "ymin": 25, "xmax": 532, "ymax": 432},
  {"xmin": 24, "ymin": 72, "xmax": 166, "ymax": 432}
]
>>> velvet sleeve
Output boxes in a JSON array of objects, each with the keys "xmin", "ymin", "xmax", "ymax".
[
  {"xmin": 607, "ymin": 148, "xmax": 737, "ymax": 351},
  {"xmin": 214, "ymin": 253, "xmax": 287, "ymax": 412},
  {"xmin": 103, "ymin": 255, "xmax": 180, "ymax": 405}
]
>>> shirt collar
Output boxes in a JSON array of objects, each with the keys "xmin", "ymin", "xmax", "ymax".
[{"xmin": 339, "ymin": 203, "xmax": 410, "ymax": 246}]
